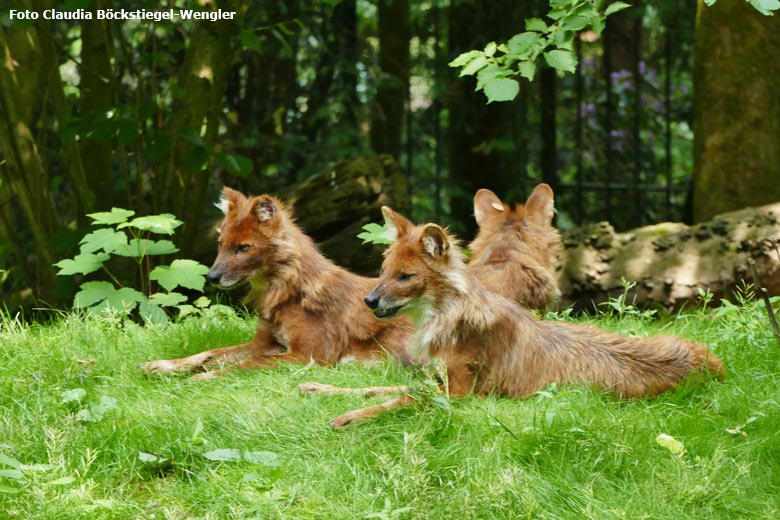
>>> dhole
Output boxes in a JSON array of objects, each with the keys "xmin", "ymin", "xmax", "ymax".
[
  {"xmin": 301, "ymin": 207, "xmax": 725, "ymax": 427},
  {"xmin": 140, "ymin": 188, "xmax": 419, "ymax": 379},
  {"xmin": 468, "ymin": 184, "xmax": 561, "ymax": 309}
]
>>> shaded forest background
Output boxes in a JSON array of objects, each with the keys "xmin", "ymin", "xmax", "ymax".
[{"xmin": 1, "ymin": 0, "xmax": 779, "ymax": 312}]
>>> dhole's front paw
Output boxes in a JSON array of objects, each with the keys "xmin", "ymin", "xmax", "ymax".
[
  {"xmin": 139, "ymin": 359, "xmax": 178, "ymax": 374},
  {"xmin": 327, "ymin": 410, "xmax": 365, "ymax": 429},
  {"xmin": 298, "ymin": 382, "xmax": 341, "ymax": 394}
]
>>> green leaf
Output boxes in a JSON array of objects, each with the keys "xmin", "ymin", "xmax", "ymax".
[
  {"xmin": 605, "ymin": 2, "xmax": 632, "ymax": 16},
  {"xmin": 507, "ymin": 32, "xmax": 541, "ymax": 58},
  {"xmin": 476, "ymin": 64, "xmax": 511, "ymax": 90},
  {"xmin": 75, "ymin": 283, "xmax": 144, "ymax": 313},
  {"xmin": 240, "ymin": 471, "xmax": 261, "ymax": 484},
  {"xmin": 55, "ymin": 252, "xmax": 110, "ymax": 276},
  {"xmin": 101, "ymin": 287, "xmax": 145, "ymax": 312},
  {"xmin": 193, "ymin": 296, "xmax": 211, "ymax": 308},
  {"xmin": 237, "ymin": 30, "xmax": 263, "ymax": 53},
  {"xmin": 87, "ymin": 207, "xmax": 135, "ymax": 226},
  {"xmin": 79, "ymin": 228, "xmax": 128, "ymax": 254},
  {"xmin": 357, "ymin": 223, "xmax": 393, "ymax": 245},
  {"xmin": 0, "ymin": 454, "xmax": 22, "ymax": 469},
  {"xmin": 92, "ymin": 396, "xmax": 117, "ymax": 417},
  {"xmin": 561, "ymin": 15, "xmax": 591, "ymax": 31},
  {"xmin": 178, "ymin": 128, "xmax": 205, "ymax": 147},
  {"xmin": 186, "ymin": 145, "xmax": 211, "ymax": 173},
  {"xmin": 73, "ymin": 281, "xmax": 115, "ymax": 308},
  {"xmin": 0, "ymin": 469, "xmax": 23, "ymax": 479},
  {"xmin": 150, "ymin": 259, "xmax": 209, "ymax": 292},
  {"xmin": 138, "ymin": 452, "xmax": 168, "ymax": 464},
  {"xmin": 518, "ymin": 61, "xmax": 537, "ymax": 81},
  {"xmin": 76, "ymin": 409, "xmax": 96, "ymax": 422},
  {"xmin": 120, "ymin": 214, "xmax": 182, "ymax": 235},
  {"xmin": 242, "ymin": 451, "xmax": 278, "ymax": 464},
  {"xmin": 20, "ymin": 463, "xmax": 55, "ymax": 472},
  {"xmin": 448, "ymin": 50, "xmax": 482, "ymax": 68},
  {"xmin": 139, "ymin": 299, "xmax": 168, "ymax": 325},
  {"xmin": 113, "ymin": 239, "xmax": 179, "ymax": 257},
  {"xmin": 460, "ymin": 55, "xmax": 489, "ymax": 77},
  {"xmin": 217, "ymin": 152, "xmax": 253, "ymax": 178},
  {"xmin": 655, "ymin": 433, "xmax": 686, "ymax": 455},
  {"xmin": 525, "ymin": 18, "xmax": 548, "ymax": 32},
  {"xmin": 544, "ymin": 49, "xmax": 577, "ymax": 73},
  {"xmin": 0, "ymin": 484, "xmax": 20, "ymax": 494},
  {"xmin": 60, "ymin": 388, "xmax": 87, "ymax": 404},
  {"xmin": 483, "ymin": 41, "xmax": 497, "ymax": 57},
  {"xmin": 149, "ymin": 292, "xmax": 188, "ymax": 307},
  {"xmin": 483, "ymin": 78, "xmax": 520, "ymax": 103},
  {"xmin": 145, "ymin": 132, "xmax": 171, "ymax": 161},
  {"xmin": 203, "ymin": 449, "xmax": 242, "ymax": 462},
  {"xmin": 748, "ymin": 0, "xmax": 780, "ymax": 15}
]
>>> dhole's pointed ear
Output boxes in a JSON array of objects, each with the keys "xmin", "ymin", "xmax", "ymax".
[
  {"xmin": 216, "ymin": 186, "xmax": 246, "ymax": 215},
  {"xmin": 473, "ymin": 188, "xmax": 505, "ymax": 227},
  {"xmin": 381, "ymin": 206, "xmax": 412, "ymax": 241},
  {"xmin": 525, "ymin": 183, "xmax": 555, "ymax": 225},
  {"xmin": 420, "ymin": 224, "xmax": 449, "ymax": 258},
  {"xmin": 254, "ymin": 196, "xmax": 279, "ymax": 222}
]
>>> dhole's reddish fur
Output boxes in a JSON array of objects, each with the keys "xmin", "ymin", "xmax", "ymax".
[
  {"xmin": 468, "ymin": 184, "xmax": 561, "ymax": 309},
  {"xmin": 301, "ymin": 207, "xmax": 725, "ymax": 427},
  {"xmin": 140, "ymin": 188, "xmax": 419, "ymax": 379}
]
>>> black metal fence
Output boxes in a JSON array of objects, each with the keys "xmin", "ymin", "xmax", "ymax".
[{"xmin": 403, "ymin": 2, "xmax": 696, "ymax": 232}]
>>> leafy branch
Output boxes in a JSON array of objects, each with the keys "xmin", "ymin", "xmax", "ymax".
[
  {"xmin": 705, "ymin": 0, "xmax": 780, "ymax": 16},
  {"xmin": 448, "ymin": 0, "xmax": 632, "ymax": 103}
]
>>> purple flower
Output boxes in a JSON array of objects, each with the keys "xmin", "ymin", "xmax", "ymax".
[{"xmin": 579, "ymin": 102, "xmax": 596, "ymax": 117}]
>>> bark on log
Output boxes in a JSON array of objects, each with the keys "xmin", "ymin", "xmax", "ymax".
[
  {"xmin": 559, "ymin": 203, "xmax": 780, "ymax": 311},
  {"xmin": 283, "ymin": 155, "xmax": 409, "ymax": 275}
]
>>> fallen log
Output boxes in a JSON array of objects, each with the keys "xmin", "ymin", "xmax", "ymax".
[
  {"xmin": 559, "ymin": 203, "xmax": 780, "ymax": 311},
  {"xmin": 283, "ymin": 154, "xmax": 408, "ymax": 275}
]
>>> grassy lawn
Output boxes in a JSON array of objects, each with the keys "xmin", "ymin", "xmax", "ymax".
[{"xmin": 1, "ymin": 303, "xmax": 779, "ymax": 519}]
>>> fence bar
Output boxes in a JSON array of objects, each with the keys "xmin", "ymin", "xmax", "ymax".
[
  {"xmin": 603, "ymin": 24, "xmax": 614, "ymax": 223},
  {"xmin": 632, "ymin": 17, "xmax": 642, "ymax": 223},
  {"xmin": 575, "ymin": 35, "xmax": 584, "ymax": 225},
  {"xmin": 664, "ymin": 26, "xmax": 673, "ymax": 220}
]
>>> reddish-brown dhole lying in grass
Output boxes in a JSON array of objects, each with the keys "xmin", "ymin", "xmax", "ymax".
[
  {"xmin": 300, "ymin": 206, "xmax": 725, "ymax": 428},
  {"xmin": 468, "ymin": 184, "xmax": 561, "ymax": 309},
  {"xmin": 140, "ymin": 188, "xmax": 420, "ymax": 379}
]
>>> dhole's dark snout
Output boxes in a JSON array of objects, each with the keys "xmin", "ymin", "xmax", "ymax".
[
  {"xmin": 364, "ymin": 293, "xmax": 380, "ymax": 310},
  {"xmin": 206, "ymin": 269, "xmax": 222, "ymax": 285}
]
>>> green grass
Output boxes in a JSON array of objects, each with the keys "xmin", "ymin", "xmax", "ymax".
[{"xmin": 1, "ymin": 303, "xmax": 779, "ymax": 519}]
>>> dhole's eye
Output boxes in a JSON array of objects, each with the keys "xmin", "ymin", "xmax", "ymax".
[
  {"xmin": 397, "ymin": 272, "xmax": 415, "ymax": 281},
  {"xmin": 237, "ymin": 244, "xmax": 251, "ymax": 253}
]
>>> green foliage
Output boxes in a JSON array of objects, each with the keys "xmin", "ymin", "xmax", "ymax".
[
  {"xmin": 449, "ymin": 0, "xmax": 633, "ymax": 102},
  {"xmin": 705, "ymin": 0, "xmax": 780, "ymax": 15},
  {"xmin": 598, "ymin": 277, "xmax": 657, "ymax": 320},
  {"xmin": 54, "ymin": 209, "xmax": 209, "ymax": 324}
]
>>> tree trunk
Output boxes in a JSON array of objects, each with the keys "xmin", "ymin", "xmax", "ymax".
[
  {"xmin": 155, "ymin": 1, "xmax": 243, "ymax": 257},
  {"xmin": 370, "ymin": 0, "xmax": 409, "ymax": 159},
  {"xmin": 559, "ymin": 203, "xmax": 780, "ymax": 311},
  {"xmin": 0, "ymin": 27, "xmax": 59, "ymax": 299},
  {"xmin": 447, "ymin": 0, "xmax": 528, "ymax": 236},
  {"xmin": 80, "ymin": 0, "xmax": 116, "ymax": 209},
  {"xmin": 692, "ymin": 0, "xmax": 780, "ymax": 223}
]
